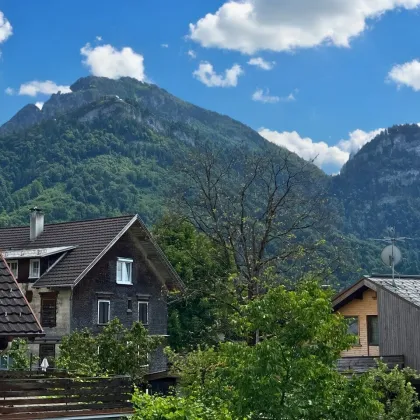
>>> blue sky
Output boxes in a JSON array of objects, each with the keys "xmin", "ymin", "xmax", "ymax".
[{"xmin": 1, "ymin": 1, "xmax": 420, "ymax": 173}]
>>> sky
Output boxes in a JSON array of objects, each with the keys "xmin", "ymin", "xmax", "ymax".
[{"xmin": 2, "ymin": 1, "xmax": 420, "ymax": 173}]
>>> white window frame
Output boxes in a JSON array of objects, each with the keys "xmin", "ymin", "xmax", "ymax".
[
  {"xmin": 8, "ymin": 260, "xmax": 18, "ymax": 279},
  {"xmin": 116, "ymin": 258, "xmax": 133, "ymax": 285},
  {"xmin": 138, "ymin": 301, "xmax": 149, "ymax": 325},
  {"xmin": 29, "ymin": 259, "xmax": 40, "ymax": 279},
  {"xmin": 97, "ymin": 300, "xmax": 110, "ymax": 325}
]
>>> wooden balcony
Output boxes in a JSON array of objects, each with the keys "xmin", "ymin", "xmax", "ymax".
[{"xmin": 337, "ymin": 355, "xmax": 404, "ymax": 374}]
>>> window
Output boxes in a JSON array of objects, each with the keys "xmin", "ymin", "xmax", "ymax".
[
  {"xmin": 0, "ymin": 355, "xmax": 10, "ymax": 370},
  {"xmin": 39, "ymin": 344, "xmax": 55, "ymax": 368},
  {"xmin": 345, "ymin": 316, "xmax": 359, "ymax": 343},
  {"xmin": 116, "ymin": 258, "xmax": 133, "ymax": 284},
  {"xmin": 41, "ymin": 293, "xmax": 57, "ymax": 328},
  {"xmin": 98, "ymin": 300, "xmax": 110, "ymax": 324},
  {"xmin": 138, "ymin": 301, "xmax": 149, "ymax": 325},
  {"xmin": 29, "ymin": 259, "xmax": 40, "ymax": 279},
  {"xmin": 368, "ymin": 315, "xmax": 379, "ymax": 346},
  {"xmin": 8, "ymin": 260, "xmax": 18, "ymax": 279},
  {"xmin": 127, "ymin": 298, "xmax": 133, "ymax": 312}
]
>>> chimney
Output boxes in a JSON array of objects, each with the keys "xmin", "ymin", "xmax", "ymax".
[{"xmin": 30, "ymin": 207, "xmax": 44, "ymax": 241}]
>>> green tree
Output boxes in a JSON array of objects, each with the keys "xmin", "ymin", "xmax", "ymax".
[
  {"xmin": 8, "ymin": 338, "xmax": 31, "ymax": 370},
  {"xmin": 132, "ymin": 389, "xmax": 234, "ymax": 420},
  {"xmin": 56, "ymin": 319, "xmax": 161, "ymax": 380},
  {"xmin": 170, "ymin": 279, "xmax": 384, "ymax": 419},
  {"xmin": 153, "ymin": 215, "xmax": 235, "ymax": 350}
]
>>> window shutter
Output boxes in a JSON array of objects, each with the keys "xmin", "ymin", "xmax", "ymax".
[
  {"xmin": 41, "ymin": 294, "xmax": 57, "ymax": 328},
  {"xmin": 138, "ymin": 302, "xmax": 148, "ymax": 325}
]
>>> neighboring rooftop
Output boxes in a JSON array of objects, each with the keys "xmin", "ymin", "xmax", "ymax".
[
  {"xmin": 333, "ymin": 274, "xmax": 420, "ymax": 310},
  {"xmin": 0, "ymin": 254, "xmax": 43, "ymax": 337}
]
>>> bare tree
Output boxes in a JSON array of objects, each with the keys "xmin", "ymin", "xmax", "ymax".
[{"xmin": 176, "ymin": 142, "xmax": 331, "ymax": 303}]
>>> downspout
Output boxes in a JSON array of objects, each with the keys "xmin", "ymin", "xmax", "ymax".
[{"xmin": 69, "ymin": 286, "xmax": 74, "ymax": 334}]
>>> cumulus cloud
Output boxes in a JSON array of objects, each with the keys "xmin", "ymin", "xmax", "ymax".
[
  {"xmin": 259, "ymin": 127, "xmax": 384, "ymax": 172},
  {"xmin": 388, "ymin": 59, "xmax": 420, "ymax": 91},
  {"xmin": 6, "ymin": 80, "xmax": 71, "ymax": 97},
  {"xmin": 96, "ymin": 35, "xmax": 103, "ymax": 42},
  {"xmin": 189, "ymin": 0, "xmax": 420, "ymax": 54},
  {"xmin": 0, "ymin": 11, "xmax": 12, "ymax": 44},
  {"xmin": 35, "ymin": 102, "xmax": 44, "ymax": 110},
  {"xmin": 81, "ymin": 43, "xmax": 145, "ymax": 81},
  {"xmin": 248, "ymin": 57, "xmax": 275, "ymax": 70},
  {"xmin": 161, "ymin": 43, "xmax": 169, "ymax": 48},
  {"xmin": 193, "ymin": 61, "xmax": 243, "ymax": 87}
]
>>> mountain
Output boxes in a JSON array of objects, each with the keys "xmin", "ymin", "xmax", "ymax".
[
  {"xmin": 0, "ymin": 76, "xmax": 315, "ymax": 227},
  {"xmin": 333, "ymin": 124, "xmax": 420, "ymax": 274},
  {"xmin": 4, "ymin": 76, "xmax": 420, "ymax": 281}
]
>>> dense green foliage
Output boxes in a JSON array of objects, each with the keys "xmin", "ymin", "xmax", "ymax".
[
  {"xmin": 56, "ymin": 319, "xmax": 161, "ymax": 380},
  {"xmin": 153, "ymin": 216, "xmax": 234, "ymax": 350},
  {"xmin": 131, "ymin": 279, "xmax": 419, "ymax": 419},
  {"xmin": 8, "ymin": 338, "xmax": 32, "ymax": 370}
]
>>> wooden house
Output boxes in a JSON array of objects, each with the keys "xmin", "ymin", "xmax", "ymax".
[{"xmin": 332, "ymin": 275, "xmax": 420, "ymax": 373}]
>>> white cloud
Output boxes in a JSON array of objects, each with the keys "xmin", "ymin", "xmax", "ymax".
[
  {"xmin": 252, "ymin": 88, "xmax": 296, "ymax": 103},
  {"xmin": 248, "ymin": 57, "xmax": 275, "ymax": 70},
  {"xmin": 187, "ymin": 49, "xmax": 197, "ymax": 59},
  {"xmin": 388, "ymin": 59, "xmax": 420, "ymax": 91},
  {"xmin": 81, "ymin": 43, "xmax": 145, "ymax": 81},
  {"xmin": 0, "ymin": 11, "xmax": 12, "ymax": 44},
  {"xmin": 161, "ymin": 43, "xmax": 169, "ymax": 48},
  {"xmin": 193, "ymin": 61, "xmax": 243, "ymax": 87},
  {"xmin": 189, "ymin": 0, "xmax": 420, "ymax": 54},
  {"xmin": 35, "ymin": 102, "xmax": 44, "ymax": 110},
  {"xmin": 5, "ymin": 87, "xmax": 14, "ymax": 95},
  {"xmin": 15, "ymin": 80, "xmax": 71, "ymax": 97},
  {"xmin": 96, "ymin": 35, "xmax": 103, "ymax": 42},
  {"xmin": 252, "ymin": 88, "xmax": 279, "ymax": 103},
  {"xmin": 259, "ymin": 127, "xmax": 383, "ymax": 172}
]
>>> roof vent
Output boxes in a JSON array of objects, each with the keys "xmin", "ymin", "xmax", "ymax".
[{"xmin": 30, "ymin": 207, "xmax": 44, "ymax": 242}]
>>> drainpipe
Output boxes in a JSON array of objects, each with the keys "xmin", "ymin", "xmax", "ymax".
[{"xmin": 69, "ymin": 287, "xmax": 74, "ymax": 334}]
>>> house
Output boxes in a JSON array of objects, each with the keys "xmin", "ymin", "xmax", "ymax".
[
  {"xmin": 332, "ymin": 275, "xmax": 420, "ymax": 373},
  {"xmin": 0, "ymin": 253, "xmax": 44, "ymax": 368},
  {"xmin": 0, "ymin": 209, "xmax": 184, "ymax": 375}
]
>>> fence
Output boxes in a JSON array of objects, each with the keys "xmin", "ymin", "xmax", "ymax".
[{"xmin": 0, "ymin": 371, "xmax": 134, "ymax": 419}]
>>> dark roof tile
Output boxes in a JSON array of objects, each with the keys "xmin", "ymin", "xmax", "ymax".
[{"xmin": 0, "ymin": 255, "xmax": 43, "ymax": 337}]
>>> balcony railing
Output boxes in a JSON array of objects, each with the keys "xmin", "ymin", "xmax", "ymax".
[{"xmin": 337, "ymin": 355, "xmax": 404, "ymax": 374}]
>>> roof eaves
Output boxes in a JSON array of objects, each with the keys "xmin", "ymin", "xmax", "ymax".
[{"xmin": 134, "ymin": 215, "xmax": 185, "ymax": 292}]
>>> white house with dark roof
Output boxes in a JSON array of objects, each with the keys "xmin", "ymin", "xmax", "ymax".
[
  {"xmin": 333, "ymin": 274, "xmax": 420, "ymax": 373},
  {"xmin": 0, "ymin": 209, "xmax": 184, "ymax": 376}
]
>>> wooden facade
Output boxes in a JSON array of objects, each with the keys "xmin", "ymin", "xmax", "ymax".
[
  {"xmin": 338, "ymin": 289, "xmax": 379, "ymax": 357},
  {"xmin": 377, "ymin": 288, "xmax": 420, "ymax": 371}
]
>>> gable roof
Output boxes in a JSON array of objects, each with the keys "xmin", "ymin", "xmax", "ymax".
[
  {"xmin": 0, "ymin": 254, "xmax": 43, "ymax": 337},
  {"xmin": 333, "ymin": 274, "xmax": 420, "ymax": 311},
  {"xmin": 0, "ymin": 215, "xmax": 184, "ymax": 291}
]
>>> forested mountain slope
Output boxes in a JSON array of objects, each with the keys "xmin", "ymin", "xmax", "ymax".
[
  {"xmin": 0, "ymin": 76, "xmax": 321, "ymax": 226},
  {"xmin": 3, "ymin": 76, "xmax": 420, "ymax": 280}
]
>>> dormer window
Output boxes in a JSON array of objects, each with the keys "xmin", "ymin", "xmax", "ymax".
[
  {"xmin": 8, "ymin": 260, "xmax": 18, "ymax": 279},
  {"xmin": 116, "ymin": 258, "xmax": 133, "ymax": 285},
  {"xmin": 29, "ymin": 259, "xmax": 40, "ymax": 279}
]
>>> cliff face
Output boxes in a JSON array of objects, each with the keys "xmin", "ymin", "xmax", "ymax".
[{"xmin": 333, "ymin": 124, "xmax": 420, "ymax": 244}]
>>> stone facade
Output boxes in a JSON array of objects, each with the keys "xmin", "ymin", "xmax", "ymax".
[{"xmin": 338, "ymin": 289, "xmax": 379, "ymax": 357}]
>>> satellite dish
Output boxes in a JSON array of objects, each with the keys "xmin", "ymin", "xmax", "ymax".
[{"xmin": 381, "ymin": 245, "xmax": 402, "ymax": 267}]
